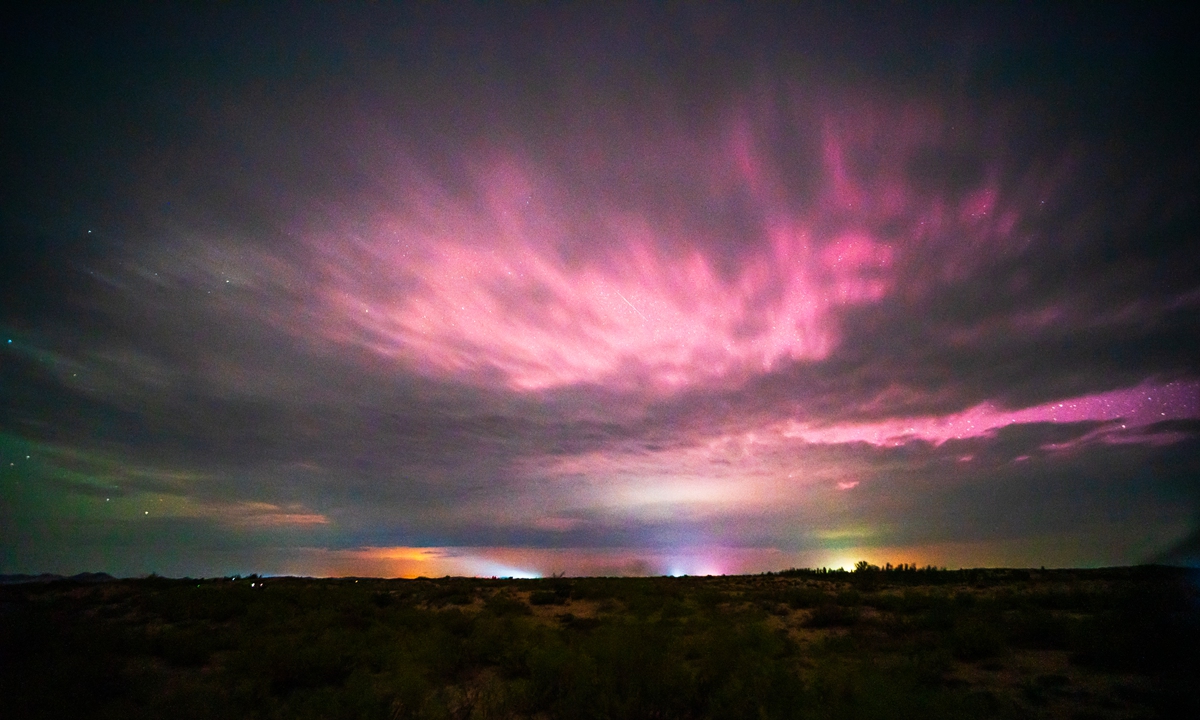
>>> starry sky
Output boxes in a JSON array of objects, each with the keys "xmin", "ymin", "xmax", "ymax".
[{"xmin": 2, "ymin": 3, "xmax": 1199, "ymax": 578}]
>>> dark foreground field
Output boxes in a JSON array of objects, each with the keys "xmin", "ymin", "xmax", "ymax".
[{"xmin": 2, "ymin": 566, "xmax": 1197, "ymax": 720}]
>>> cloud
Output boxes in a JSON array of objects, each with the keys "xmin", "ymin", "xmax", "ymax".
[
  {"xmin": 307, "ymin": 158, "xmax": 895, "ymax": 392},
  {"xmin": 1, "ymin": 4, "xmax": 1197, "ymax": 575},
  {"xmin": 782, "ymin": 381, "xmax": 1200, "ymax": 448}
]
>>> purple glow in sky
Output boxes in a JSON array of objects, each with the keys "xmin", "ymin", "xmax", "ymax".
[
  {"xmin": 2, "ymin": 4, "xmax": 1198, "ymax": 577},
  {"xmin": 784, "ymin": 381, "xmax": 1200, "ymax": 448}
]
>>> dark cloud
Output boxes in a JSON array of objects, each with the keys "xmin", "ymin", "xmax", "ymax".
[{"xmin": 2, "ymin": 3, "xmax": 1198, "ymax": 576}]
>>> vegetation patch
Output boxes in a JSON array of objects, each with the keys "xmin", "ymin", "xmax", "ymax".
[{"xmin": 1, "ymin": 566, "xmax": 1196, "ymax": 719}]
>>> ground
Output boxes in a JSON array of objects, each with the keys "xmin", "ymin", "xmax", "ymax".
[{"xmin": 1, "ymin": 566, "xmax": 1196, "ymax": 719}]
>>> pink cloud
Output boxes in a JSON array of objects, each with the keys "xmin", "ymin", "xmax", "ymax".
[
  {"xmin": 783, "ymin": 381, "xmax": 1200, "ymax": 447},
  {"xmin": 293, "ymin": 101, "xmax": 1024, "ymax": 393},
  {"xmin": 315, "ymin": 193, "xmax": 892, "ymax": 391}
]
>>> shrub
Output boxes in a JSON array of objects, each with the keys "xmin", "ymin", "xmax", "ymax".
[
  {"xmin": 952, "ymin": 619, "xmax": 1006, "ymax": 662},
  {"xmin": 529, "ymin": 590, "xmax": 567, "ymax": 606},
  {"xmin": 805, "ymin": 603, "xmax": 860, "ymax": 628},
  {"xmin": 150, "ymin": 626, "xmax": 225, "ymax": 667},
  {"xmin": 484, "ymin": 593, "xmax": 532, "ymax": 617},
  {"xmin": 1008, "ymin": 608, "xmax": 1071, "ymax": 650},
  {"xmin": 836, "ymin": 589, "xmax": 863, "ymax": 607},
  {"xmin": 782, "ymin": 586, "xmax": 827, "ymax": 609}
]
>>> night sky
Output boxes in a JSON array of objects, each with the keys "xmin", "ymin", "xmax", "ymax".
[{"xmin": 3, "ymin": 3, "xmax": 1199, "ymax": 578}]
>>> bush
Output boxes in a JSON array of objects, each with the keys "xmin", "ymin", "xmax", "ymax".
[
  {"xmin": 837, "ymin": 589, "xmax": 863, "ymax": 607},
  {"xmin": 805, "ymin": 603, "xmax": 860, "ymax": 628},
  {"xmin": 781, "ymin": 586, "xmax": 828, "ymax": 609},
  {"xmin": 952, "ymin": 620, "xmax": 1006, "ymax": 662},
  {"xmin": 483, "ymin": 593, "xmax": 532, "ymax": 617},
  {"xmin": 150, "ymin": 626, "xmax": 225, "ymax": 667},
  {"xmin": 1008, "ymin": 608, "xmax": 1071, "ymax": 650},
  {"xmin": 529, "ymin": 590, "xmax": 567, "ymax": 606}
]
